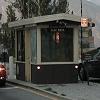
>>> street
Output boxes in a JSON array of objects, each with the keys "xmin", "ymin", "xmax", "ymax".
[{"xmin": 0, "ymin": 84, "xmax": 54, "ymax": 100}]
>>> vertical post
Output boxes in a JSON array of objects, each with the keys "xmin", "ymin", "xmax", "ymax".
[
  {"xmin": 25, "ymin": 30, "xmax": 31, "ymax": 82},
  {"xmin": 8, "ymin": 56, "xmax": 15, "ymax": 79},
  {"xmin": 80, "ymin": 0, "xmax": 89, "ymax": 85},
  {"xmin": 80, "ymin": 0, "xmax": 83, "ymax": 62}
]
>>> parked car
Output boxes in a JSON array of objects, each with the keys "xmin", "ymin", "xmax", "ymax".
[
  {"xmin": 0, "ymin": 64, "xmax": 6, "ymax": 86},
  {"xmin": 79, "ymin": 60, "xmax": 100, "ymax": 81}
]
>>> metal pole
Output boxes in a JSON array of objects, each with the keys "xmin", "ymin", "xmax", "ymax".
[
  {"xmin": 80, "ymin": 0, "xmax": 89, "ymax": 85},
  {"xmin": 80, "ymin": 0, "xmax": 83, "ymax": 62}
]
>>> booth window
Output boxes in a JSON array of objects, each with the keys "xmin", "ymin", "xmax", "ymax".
[
  {"xmin": 41, "ymin": 28, "xmax": 73, "ymax": 62},
  {"xmin": 17, "ymin": 30, "xmax": 25, "ymax": 61},
  {"xmin": 31, "ymin": 28, "xmax": 37, "ymax": 63}
]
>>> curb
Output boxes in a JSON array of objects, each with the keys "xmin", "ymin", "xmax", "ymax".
[{"xmin": 7, "ymin": 80, "xmax": 72, "ymax": 100}]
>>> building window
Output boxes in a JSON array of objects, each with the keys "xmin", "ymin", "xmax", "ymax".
[
  {"xmin": 31, "ymin": 28, "xmax": 37, "ymax": 63},
  {"xmin": 41, "ymin": 28, "xmax": 73, "ymax": 62},
  {"xmin": 17, "ymin": 30, "xmax": 25, "ymax": 61}
]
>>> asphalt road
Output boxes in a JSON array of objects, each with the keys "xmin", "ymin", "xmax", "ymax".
[{"xmin": 0, "ymin": 84, "xmax": 54, "ymax": 100}]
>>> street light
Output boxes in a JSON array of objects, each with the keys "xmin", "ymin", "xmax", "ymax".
[{"xmin": 80, "ymin": 0, "xmax": 83, "ymax": 62}]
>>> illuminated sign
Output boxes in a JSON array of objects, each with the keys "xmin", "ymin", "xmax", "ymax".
[
  {"xmin": 55, "ymin": 32, "xmax": 60, "ymax": 44},
  {"xmin": 53, "ymin": 32, "xmax": 61, "ymax": 44},
  {"xmin": 81, "ymin": 18, "xmax": 88, "ymax": 27}
]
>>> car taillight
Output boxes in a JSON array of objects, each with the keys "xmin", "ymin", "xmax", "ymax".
[{"xmin": 0, "ymin": 67, "xmax": 5, "ymax": 72}]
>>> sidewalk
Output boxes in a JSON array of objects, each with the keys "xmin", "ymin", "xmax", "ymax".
[
  {"xmin": 7, "ymin": 79, "xmax": 70, "ymax": 100},
  {"xmin": 7, "ymin": 79, "xmax": 100, "ymax": 100}
]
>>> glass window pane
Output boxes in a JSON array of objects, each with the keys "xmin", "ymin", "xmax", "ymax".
[
  {"xmin": 31, "ymin": 28, "xmax": 37, "ymax": 63},
  {"xmin": 17, "ymin": 30, "xmax": 25, "ymax": 61},
  {"xmin": 41, "ymin": 28, "xmax": 73, "ymax": 62}
]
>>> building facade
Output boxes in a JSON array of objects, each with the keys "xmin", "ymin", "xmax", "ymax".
[{"xmin": 9, "ymin": 13, "xmax": 81, "ymax": 83}]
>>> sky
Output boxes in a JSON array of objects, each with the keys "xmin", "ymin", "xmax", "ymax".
[{"xmin": 87, "ymin": 0, "xmax": 100, "ymax": 5}]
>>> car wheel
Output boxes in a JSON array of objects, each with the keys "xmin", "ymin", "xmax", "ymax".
[{"xmin": 80, "ymin": 67, "xmax": 87, "ymax": 81}]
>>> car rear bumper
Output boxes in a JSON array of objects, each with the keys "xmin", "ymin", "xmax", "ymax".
[
  {"xmin": 0, "ymin": 77, "xmax": 6, "ymax": 82},
  {"xmin": 0, "ymin": 76, "xmax": 6, "ymax": 79},
  {"xmin": 0, "ymin": 77, "xmax": 6, "ymax": 86}
]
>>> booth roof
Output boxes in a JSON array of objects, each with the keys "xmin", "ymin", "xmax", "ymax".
[{"xmin": 8, "ymin": 13, "xmax": 80, "ymax": 28}]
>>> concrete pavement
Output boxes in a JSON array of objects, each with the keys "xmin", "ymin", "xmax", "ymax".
[
  {"xmin": 7, "ymin": 79, "xmax": 71, "ymax": 100},
  {"xmin": 7, "ymin": 79, "xmax": 100, "ymax": 100}
]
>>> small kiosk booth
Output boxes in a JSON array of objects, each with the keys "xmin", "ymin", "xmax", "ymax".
[{"xmin": 9, "ymin": 13, "xmax": 81, "ymax": 83}]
